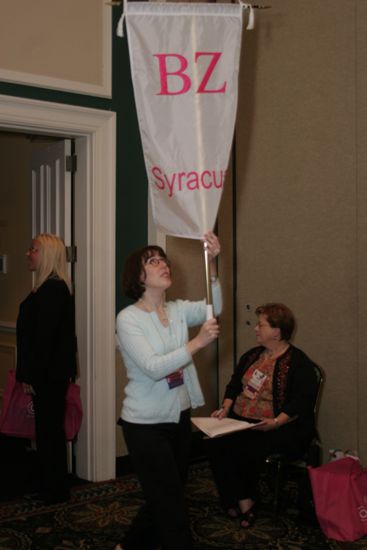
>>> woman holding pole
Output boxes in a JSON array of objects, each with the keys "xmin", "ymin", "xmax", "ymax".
[{"xmin": 115, "ymin": 231, "xmax": 221, "ymax": 550}]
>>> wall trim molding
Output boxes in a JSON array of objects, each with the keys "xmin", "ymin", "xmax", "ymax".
[
  {"xmin": 0, "ymin": 9, "xmax": 112, "ymax": 98},
  {"xmin": 0, "ymin": 95, "xmax": 116, "ymax": 481}
]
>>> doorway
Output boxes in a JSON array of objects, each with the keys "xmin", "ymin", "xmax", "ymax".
[{"xmin": 0, "ymin": 94, "xmax": 117, "ymax": 482}]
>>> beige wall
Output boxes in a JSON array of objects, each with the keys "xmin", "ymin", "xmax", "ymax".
[
  {"xmin": 0, "ymin": 134, "xmax": 33, "ymax": 325},
  {"xmin": 0, "ymin": 0, "xmax": 109, "ymax": 95},
  {"xmin": 215, "ymin": 0, "xmax": 367, "ymax": 462}
]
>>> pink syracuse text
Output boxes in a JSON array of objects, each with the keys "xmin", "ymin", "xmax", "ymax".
[{"xmin": 151, "ymin": 165, "xmax": 226, "ymax": 198}]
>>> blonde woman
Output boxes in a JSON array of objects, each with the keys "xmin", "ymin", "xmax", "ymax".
[{"xmin": 16, "ymin": 234, "xmax": 77, "ymax": 504}]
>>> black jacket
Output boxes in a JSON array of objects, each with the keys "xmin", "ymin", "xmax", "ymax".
[
  {"xmin": 16, "ymin": 278, "xmax": 77, "ymax": 385},
  {"xmin": 224, "ymin": 345, "xmax": 319, "ymax": 438}
]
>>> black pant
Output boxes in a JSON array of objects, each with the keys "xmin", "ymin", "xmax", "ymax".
[
  {"xmin": 32, "ymin": 379, "xmax": 69, "ymax": 499},
  {"xmin": 121, "ymin": 410, "xmax": 194, "ymax": 550},
  {"xmin": 206, "ymin": 422, "xmax": 309, "ymax": 508}
]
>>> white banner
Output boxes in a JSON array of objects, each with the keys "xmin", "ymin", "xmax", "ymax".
[{"xmin": 125, "ymin": 2, "xmax": 244, "ymax": 239}]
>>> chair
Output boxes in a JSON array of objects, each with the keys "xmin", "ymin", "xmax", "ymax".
[{"xmin": 265, "ymin": 363, "xmax": 324, "ymax": 516}]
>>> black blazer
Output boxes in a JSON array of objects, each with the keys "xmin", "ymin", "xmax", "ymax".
[{"xmin": 16, "ymin": 278, "xmax": 77, "ymax": 385}]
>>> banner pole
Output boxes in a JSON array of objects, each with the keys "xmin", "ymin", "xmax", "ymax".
[{"xmin": 204, "ymin": 241, "xmax": 213, "ymax": 320}]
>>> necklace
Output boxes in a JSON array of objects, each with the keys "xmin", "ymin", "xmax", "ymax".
[{"xmin": 138, "ymin": 298, "xmax": 170, "ymax": 327}]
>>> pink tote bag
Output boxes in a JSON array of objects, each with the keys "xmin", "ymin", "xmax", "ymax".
[
  {"xmin": 0, "ymin": 369, "xmax": 35, "ymax": 438},
  {"xmin": 0, "ymin": 370, "xmax": 83, "ymax": 441},
  {"xmin": 309, "ymin": 457, "xmax": 367, "ymax": 541}
]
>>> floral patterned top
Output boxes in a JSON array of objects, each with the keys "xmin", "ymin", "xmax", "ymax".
[{"xmin": 233, "ymin": 353, "xmax": 275, "ymax": 420}]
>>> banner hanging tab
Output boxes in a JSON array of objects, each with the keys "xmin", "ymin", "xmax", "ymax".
[{"xmin": 125, "ymin": 2, "xmax": 244, "ymax": 239}]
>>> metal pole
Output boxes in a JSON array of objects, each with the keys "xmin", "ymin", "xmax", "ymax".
[{"xmin": 204, "ymin": 241, "xmax": 213, "ymax": 319}]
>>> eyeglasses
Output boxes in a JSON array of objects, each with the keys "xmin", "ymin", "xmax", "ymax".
[{"xmin": 145, "ymin": 256, "xmax": 170, "ymax": 267}]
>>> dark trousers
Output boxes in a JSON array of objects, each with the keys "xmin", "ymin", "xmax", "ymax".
[
  {"xmin": 206, "ymin": 422, "xmax": 309, "ymax": 508},
  {"xmin": 121, "ymin": 410, "xmax": 194, "ymax": 550},
  {"xmin": 32, "ymin": 379, "xmax": 69, "ymax": 499}
]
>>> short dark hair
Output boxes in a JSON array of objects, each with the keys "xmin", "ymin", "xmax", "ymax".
[
  {"xmin": 122, "ymin": 245, "xmax": 168, "ymax": 300},
  {"xmin": 255, "ymin": 303, "xmax": 295, "ymax": 341}
]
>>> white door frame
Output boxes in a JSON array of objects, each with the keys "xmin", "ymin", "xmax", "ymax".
[{"xmin": 0, "ymin": 94, "xmax": 116, "ymax": 482}]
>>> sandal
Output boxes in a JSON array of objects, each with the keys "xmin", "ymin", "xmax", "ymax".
[{"xmin": 239, "ymin": 504, "xmax": 257, "ymax": 529}]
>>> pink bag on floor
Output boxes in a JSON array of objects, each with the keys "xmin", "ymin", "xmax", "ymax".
[
  {"xmin": 0, "ymin": 370, "xmax": 83, "ymax": 441},
  {"xmin": 308, "ymin": 457, "xmax": 367, "ymax": 541}
]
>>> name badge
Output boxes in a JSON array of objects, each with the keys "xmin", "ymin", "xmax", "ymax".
[
  {"xmin": 243, "ymin": 368, "xmax": 267, "ymax": 400},
  {"xmin": 166, "ymin": 369, "xmax": 184, "ymax": 389}
]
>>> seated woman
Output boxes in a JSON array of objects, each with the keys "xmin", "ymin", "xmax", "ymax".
[{"xmin": 207, "ymin": 302, "xmax": 318, "ymax": 529}]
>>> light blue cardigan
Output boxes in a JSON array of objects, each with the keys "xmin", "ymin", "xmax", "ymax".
[{"xmin": 116, "ymin": 281, "xmax": 222, "ymax": 424}]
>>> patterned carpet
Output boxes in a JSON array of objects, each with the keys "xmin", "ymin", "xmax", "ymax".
[{"xmin": 1, "ymin": 461, "xmax": 367, "ymax": 550}]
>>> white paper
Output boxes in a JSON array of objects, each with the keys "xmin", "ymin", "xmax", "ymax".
[{"xmin": 191, "ymin": 416, "xmax": 255, "ymax": 438}]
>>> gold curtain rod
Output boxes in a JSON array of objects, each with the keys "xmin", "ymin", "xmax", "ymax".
[{"xmin": 106, "ymin": 2, "xmax": 271, "ymax": 7}]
